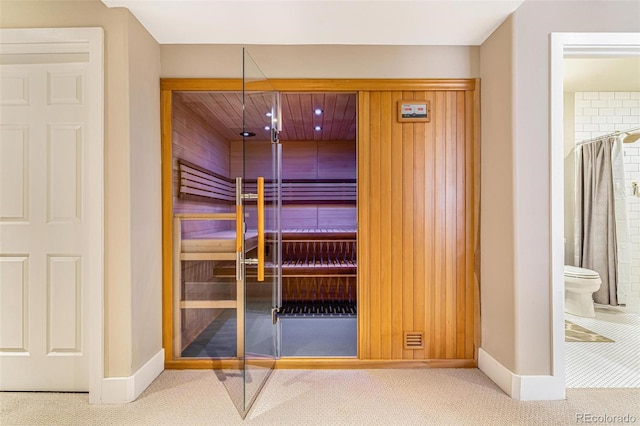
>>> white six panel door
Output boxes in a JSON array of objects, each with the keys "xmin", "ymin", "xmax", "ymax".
[{"xmin": 0, "ymin": 61, "xmax": 92, "ymax": 390}]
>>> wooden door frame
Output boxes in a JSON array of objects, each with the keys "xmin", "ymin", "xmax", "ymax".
[{"xmin": 160, "ymin": 78, "xmax": 478, "ymax": 369}]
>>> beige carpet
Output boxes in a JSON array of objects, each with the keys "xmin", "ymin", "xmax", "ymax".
[
  {"xmin": 2, "ymin": 369, "xmax": 639, "ymax": 425},
  {"xmin": 565, "ymin": 320, "xmax": 614, "ymax": 342}
]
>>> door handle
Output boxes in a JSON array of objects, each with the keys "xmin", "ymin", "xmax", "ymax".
[
  {"xmin": 236, "ymin": 205, "xmax": 243, "ymax": 254},
  {"xmin": 236, "ymin": 177, "xmax": 242, "ymax": 281},
  {"xmin": 257, "ymin": 177, "xmax": 265, "ymax": 282}
]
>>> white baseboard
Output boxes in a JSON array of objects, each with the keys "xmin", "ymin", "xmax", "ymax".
[
  {"xmin": 100, "ymin": 349, "xmax": 164, "ymax": 404},
  {"xmin": 478, "ymin": 347, "xmax": 565, "ymax": 401}
]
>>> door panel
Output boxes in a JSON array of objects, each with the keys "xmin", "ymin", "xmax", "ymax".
[
  {"xmin": 227, "ymin": 48, "xmax": 281, "ymax": 419},
  {"xmin": 0, "ymin": 63, "xmax": 91, "ymax": 391}
]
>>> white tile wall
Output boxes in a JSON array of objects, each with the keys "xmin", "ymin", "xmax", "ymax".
[{"xmin": 576, "ymin": 92, "xmax": 640, "ymax": 312}]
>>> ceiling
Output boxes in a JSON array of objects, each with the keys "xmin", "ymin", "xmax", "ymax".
[
  {"xmin": 176, "ymin": 91, "xmax": 357, "ymax": 142},
  {"xmin": 101, "ymin": 0, "xmax": 524, "ymax": 46}
]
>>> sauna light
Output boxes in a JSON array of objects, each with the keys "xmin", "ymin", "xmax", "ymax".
[
  {"xmin": 264, "ymin": 126, "xmax": 271, "ymax": 131},
  {"xmin": 314, "ymin": 125, "xmax": 322, "ymax": 131},
  {"xmin": 314, "ymin": 108, "xmax": 323, "ymax": 115},
  {"xmin": 265, "ymin": 112, "xmax": 272, "ymax": 117},
  {"xmin": 239, "ymin": 131, "xmax": 256, "ymax": 137}
]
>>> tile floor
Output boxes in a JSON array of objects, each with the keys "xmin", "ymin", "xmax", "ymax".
[{"xmin": 565, "ymin": 304, "xmax": 640, "ymax": 388}]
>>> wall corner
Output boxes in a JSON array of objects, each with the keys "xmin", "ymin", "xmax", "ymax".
[{"xmin": 99, "ymin": 349, "xmax": 164, "ymax": 404}]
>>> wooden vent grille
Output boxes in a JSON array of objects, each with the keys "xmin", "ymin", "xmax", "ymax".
[{"xmin": 403, "ymin": 332, "xmax": 425, "ymax": 350}]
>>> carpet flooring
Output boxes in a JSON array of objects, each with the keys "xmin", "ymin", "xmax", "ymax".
[{"xmin": 2, "ymin": 369, "xmax": 639, "ymax": 425}]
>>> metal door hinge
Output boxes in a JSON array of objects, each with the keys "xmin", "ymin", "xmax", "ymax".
[{"xmin": 271, "ymin": 307, "xmax": 280, "ymax": 324}]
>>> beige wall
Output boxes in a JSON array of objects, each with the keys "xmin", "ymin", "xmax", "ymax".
[
  {"xmin": 479, "ymin": 15, "xmax": 516, "ymax": 372},
  {"xmin": 127, "ymin": 11, "xmax": 162, "ymax": 373},
  {"xmin": 161, "ymin": 44, "xmax": 480, "ymax": 78},
  {"xmin": 0, "ymin": 0, "xmax": 163, "ymax": 377},
  {"xmin": 479, "ymin": 0, "xmax": 640, "ymax": 377},
  {"xmin": 565, "ymin": 57, "xmax": 640, "ymax": 92}
]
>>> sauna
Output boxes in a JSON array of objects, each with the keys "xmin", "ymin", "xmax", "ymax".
[
  {"xmin": 162, "ymin": 78, "xmax": 480, "ymax": 370},
  {"xmin": 170, "ymin": 90, "xmax": 358, "ymax": 359}
]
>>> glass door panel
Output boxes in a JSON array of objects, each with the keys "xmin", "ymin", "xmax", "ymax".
[{"xmin": 237, "ymin": 47, "xmax": 281, "ymax": 418}]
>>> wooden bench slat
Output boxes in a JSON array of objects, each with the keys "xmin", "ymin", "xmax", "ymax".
[
  {"xmin": 181, "ymin": 252, "xmax": 236, "ymax": 261},
  {"xmin": 180, "ymin": 300, "xmax": 237, "ymax": 309},
  {"xmin": 181, "ymin": 186, "xmax": 236, "ymax": 201},
  {"xmin": 181, "ymin": 175, "xmax": 235, "ymax": 194}
]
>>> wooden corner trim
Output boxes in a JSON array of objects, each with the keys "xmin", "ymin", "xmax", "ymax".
[{"xmin": 160, "ymin": 78, "xmax": 476, "ymax": 92}]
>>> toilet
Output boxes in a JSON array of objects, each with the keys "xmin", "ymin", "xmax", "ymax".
[{"xmin": 564, "ymin": 265, "xmax": 602, "ymax": 318}]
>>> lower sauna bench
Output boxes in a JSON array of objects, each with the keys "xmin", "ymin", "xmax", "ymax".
[
  {"xmin": 279, "ymin": 229, "xmax": 357, "ymax": 357},
  {"xmin": 174, "ymin": 220, "xmax": 258, "ymax": 358}
]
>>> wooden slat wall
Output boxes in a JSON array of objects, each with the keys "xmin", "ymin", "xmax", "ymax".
[
  {"xmin": 230, "ymin": 140, "xmax": 356, "ymax": 179},
  {"xmin": 172, "ymin": 94, "xmax": 236, "ymax": 351},
  {"xmin": 231, "ymin": 140, "xmax": 357, "ymax": 229},
  {"xmin": 173, "ymin": 94, "xmax": 234, "ymax": 238},
  {"xmin": 358, "ymin": 89, "xmax": 476, "ymax": 360}
]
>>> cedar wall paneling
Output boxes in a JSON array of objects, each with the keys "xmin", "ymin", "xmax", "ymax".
[
  {"xmin": 172, "ymin": 94, "xmax": 235, "ymax": 350},
  {"xmin": 230, "ymin": 140, "xmax": 356, "ymax": 179},
  {"xmin": 172, "ymin": 94, "xmax": 234, "ymax": 237},
  {"xmin": 358, "ymin": 90, "xmax": 476, "ymax": 360},
  {"xmin": 231, "ymin": 140, "xmax": 357, "ymax": 229}
]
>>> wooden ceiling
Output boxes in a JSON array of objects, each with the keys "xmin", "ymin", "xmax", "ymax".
[{"xmin": 175, "ymin": 91, "xmax": 357, "ymax": 142}]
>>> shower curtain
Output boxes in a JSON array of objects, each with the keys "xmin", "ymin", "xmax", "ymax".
[{"xmin": 575, "ymin": 135, "xmax": 618, "ymax": 306}]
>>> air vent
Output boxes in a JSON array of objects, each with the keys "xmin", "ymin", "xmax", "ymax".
[{"xmin": 403, "ymin": 332, "xmax": 425, "ymax": 350}]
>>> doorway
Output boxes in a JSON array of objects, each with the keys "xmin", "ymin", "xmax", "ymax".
[
  {"xmin": 169, "ymin": 89, "xmax": 358, "ymax": 361},
  {"xmin": 562, "ymin": 56, "xmax": 640, "ymax": 388},
  {"xmin": 550, "ymin": 32, "xmax": 640, "ymax": 393},
  {"xmin": 162, "ymin": 49, "xmax": 362, "ymax": 416}
]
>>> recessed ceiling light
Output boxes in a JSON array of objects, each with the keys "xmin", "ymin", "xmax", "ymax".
[
  {"xmin": 239, "ymin": 131, "xmax": 256, "ymax": 137},
  {"xmin": 264, "ymin": 126, "xmax": 271, "ymax": 131},
  {"xmin": 314, "ymin": 108, "xmax": 323, "ymax": 116},
  {"xmin": 314, "ymin": 125, "xmax": 322, "ymax": 131},
  {"xmin": 265, "ymin": 112, "xmax": 272, "ymax": 117}
]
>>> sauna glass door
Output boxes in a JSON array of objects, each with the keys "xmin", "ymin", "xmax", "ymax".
[{"xmin": 236, "ymin": 47, "xmax": 282, "ymax": 418}]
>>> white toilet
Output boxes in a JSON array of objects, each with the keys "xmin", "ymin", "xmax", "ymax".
[{"xmin": 564, "ymin": 265, "xmax": 602, "ymax": 318}]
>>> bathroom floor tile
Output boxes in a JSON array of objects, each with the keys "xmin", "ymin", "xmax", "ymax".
[{"xmin": 565, "ymin": 305, "xmax": 640, "ymax": 388}]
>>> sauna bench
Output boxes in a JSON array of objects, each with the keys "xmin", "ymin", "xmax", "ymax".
[
  {"xmin": 173, "ymin": 214, "xmax": 254, "ymax": 358},
  {"xmin": 281, "ymin": 228, "xmax": 357, "ymax": 239},
  {"xmin": 180, "ymin": 230, "xmax": 258, "ymax": 257},
  {"xmin": 211, "ymin": 229, "xmax": 357, "ymax": 277},
  {"xmin": 281, "ymin": 229, "xmax": 356, "ymax": 276}
]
